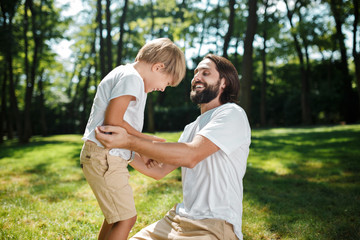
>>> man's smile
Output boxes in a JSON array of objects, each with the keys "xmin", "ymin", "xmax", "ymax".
[{"xmin": 192, "ymin": 82, "xmax": 206, "ymax": 91}]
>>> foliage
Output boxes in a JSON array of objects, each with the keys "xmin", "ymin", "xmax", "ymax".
[{"xmin": 1, "ymin": 0, "xmax": 360, "ymax": 142}]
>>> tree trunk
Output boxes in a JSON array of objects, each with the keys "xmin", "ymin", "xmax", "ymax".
[
  {"xmin": 80, "ymin": 39, "xmax": 97, "ymax": 132},
  {"xmin": 22, "ymin": 0, "xmax": 42, "ymax": 143},
  {"xmin": 73, "ymin": 72, "xmax": 83, "ymax": 131},
  {"xmin": 80, "ymin": 65, "xmax": 93, "ymax": 132},
  {"xmin": 197, "ymin": 0, "xmax": 211, "ymax": 59},
  {"xmin": 21, "ymin": 0, "xmax": 30, "ymax": 141},
  {"xmin": 330, "ymin": 0, "xmax": 357, "ymax": 123},
  {"xmin": 223, "ymin": 0, "xmax": 235, "ymax": 58},
  {"xmin": 97, "ymin": 0, "xmax": 106, "ymax": 78},
  {"xmin": 215, "ymin": 1, "xmax": 222, "ymax": 54},
  {"xmin": 284, "ymin": 0, "xmax": 312, "ymax": 125},
  {"xmin": 0, "ymin": 72, "xmax": 6, "ymax": 143},
  {"xmin": 116, "ymin": 0, "xmax": 128, "ymax": 65},
  {"xmin": 233, "ymin": 38, "xmax": 240, "ymax": 68},
  {"xmin": 105, "ymin": 0, "xmax": 113, "ymax": 72},
  {"xmin": 352, "ymin": 0, "xmax": 360, "ymax": 113},
  {"xmin": 1, "ymin": 2, "xmax": 21, "ymax": 140},
  {"xmin": 239, "ymin": 0, "xmax": 257, "ymax": 118},
  {"xmin": 260, "ymin": 0, "xmax": 269, "ymax": 127},
  {"xmin": 6, "ymin": 54, "xmax": 19, "ymax": 140},
  {"xmin": 37, "ymin": 70, "xmax": 48, "ymax": 136}
]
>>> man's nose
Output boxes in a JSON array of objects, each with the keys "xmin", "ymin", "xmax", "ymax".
[{"xmin": 192, "ymin": 74, "xmax": 200, "ymax": 84}]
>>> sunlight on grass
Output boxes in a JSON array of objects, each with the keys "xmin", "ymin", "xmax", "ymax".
[
  {"xmin": 0, "ymin": 132, "xmax": 182, "ymax": 240},
  {"xmin": 1, "ymin": 126, "xmax": 359, "ymax": 240},
  {"xmin": 245, "ymin": 124, "xmax": 360, "ymax": 240}
]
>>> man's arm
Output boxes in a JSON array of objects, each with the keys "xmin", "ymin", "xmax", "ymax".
[{"xmin": 95, "ymin": 125, "xmax": 220, "ymax": 168}]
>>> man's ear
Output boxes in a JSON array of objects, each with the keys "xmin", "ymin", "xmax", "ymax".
[
  {"xmin": 220, "ymin": 77, "xmax": 226, "ymax": 89},
  {"xmin": 152, "ymin": 62, "xmax": 165, "ymax": 72}
]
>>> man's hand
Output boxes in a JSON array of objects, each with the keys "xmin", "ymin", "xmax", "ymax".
[{"xmin": 95, "ymin": 125, "xmax": 129, "ymax": 149}]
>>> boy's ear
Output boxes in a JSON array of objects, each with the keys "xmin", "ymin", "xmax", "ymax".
[{"xmin": 152, "ymin": 62, "xmax": 165, "ymax": 72}]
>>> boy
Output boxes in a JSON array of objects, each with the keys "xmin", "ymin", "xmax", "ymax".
[{"xmin": 80, "ymin": 38, "xmax": 186, "ymax": 240}]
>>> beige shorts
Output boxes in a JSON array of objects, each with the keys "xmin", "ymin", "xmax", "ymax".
[
  {"xmin": 80, "ymin": 141, "xmax": 136, "ymax": 224},
  {"xmin": 130, "ymin": 205, "xmax": 237, "ymax": 240}
]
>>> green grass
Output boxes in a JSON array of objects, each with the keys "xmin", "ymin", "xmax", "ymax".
[
  {"xmin": 1, "ymin": 126, "xmax": 359, "ymax": 239},
  {"xmin": 243, "ymin": 125, "xmax": 360, "ymax": 240}
]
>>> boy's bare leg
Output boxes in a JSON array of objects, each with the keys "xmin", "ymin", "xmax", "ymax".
[
  {"xmin": 108, "ymin": 215, "xmax": 137, "ymax": 240},
  {"xmin": 98, "ymin": 219, "xmax": 113, "ymax": 240}
]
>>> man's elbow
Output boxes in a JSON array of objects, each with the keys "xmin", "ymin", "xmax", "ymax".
[
  {"xmin": 183, "ymin": 156, "xmax": 199, "ymax": 169},
  {"xmin": 152, "ymin": 175, "xmax": 164, "ymax": 181},
  {"xmin": 148, "ymin": 170, "xmax": 168, "ymax": 180}
]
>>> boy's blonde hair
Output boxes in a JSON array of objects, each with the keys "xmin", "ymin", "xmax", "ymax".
[{"xmin": 135, "ymin": 38, "xmax": 186, "ymax": 86}]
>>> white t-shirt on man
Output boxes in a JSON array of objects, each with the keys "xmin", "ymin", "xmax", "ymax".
[
  {"xmin": 176, "ymin": 103, "xmax": 251, "ymax": 240},
  {"xmin": 82, "ymin": 63, "xmax": 147, "ymax": 159}
]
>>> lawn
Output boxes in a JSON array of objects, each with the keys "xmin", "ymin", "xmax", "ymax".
[{"xmin": 0, "ymin": 125, "xmax": 359, "ymax": 240}]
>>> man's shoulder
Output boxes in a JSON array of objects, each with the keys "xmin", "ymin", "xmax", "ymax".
[{"xmin": 214, "ymin": 103, "xmax": 245, "ymax": 116}]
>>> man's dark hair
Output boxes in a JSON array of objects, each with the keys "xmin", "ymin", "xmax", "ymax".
[{"xmin": 204, "ymin": 54, "xmax": 240, "ymax": 104}]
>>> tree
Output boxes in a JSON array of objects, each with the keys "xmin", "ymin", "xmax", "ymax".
[
  {"xmin": 353, "ymin": 0, "xmax": 360, "ymax": 113},
  {"xmin": 116, "ymin": 0, "xmax": 128, "ymax": 65},
  {"xmin": 223, "ymin": 0, "xmax": 236, "ymax": 58},
  {"xmin": 258, "ymin": 0, "xmax": 277, "ymax": 126},
  {"xmin": 37, "ymin": 68, "xmax": 47, "ymax": 136},
  {"xmin": 21, "ymin": 0, "xmax": 64, "ymax": 143},
  {"xmin": 0, "ymin": 0, "xmax": 22, "ymax": 141},
  {"xmin": 328, "ymin": 0, "xmax": 357, "ymax": 123},
  {"xmin": 22, "ymin": 0, "xmax": 41, "ymax": 143},
  {"xmin": 97, "ymin": 0, "xmax": 106, "ymax": 78},
  {"xmin": 239, "ymin": 0, "xmax": 258, "ymax": 117},
  {"xmin": 105, "ymin": 0, "xmax": 113, "ymax": 72},
  {"xmin": 284, "ymin": 0, "xmax": 312, "ymax": 125}
]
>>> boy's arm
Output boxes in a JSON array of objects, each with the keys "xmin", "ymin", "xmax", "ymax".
[
  {"xmin": 104, "ymin": 95, "xmax": 164, "ymax": 142},
  {"xmin": 129, "ymin": 153, "xmax": 178, "ymax": 180}
]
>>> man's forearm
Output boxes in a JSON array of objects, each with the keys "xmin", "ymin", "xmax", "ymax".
[
  {"xmin": 128, "ymin": 135, "xmax": 195, "ymax": 168},
  {"xmin": 95, "ymin": 125, "xmax": 219, "ymax": 168},
  {"xmin": 129, "ymin": 154, "xmax": 178, "ymax": 180}
]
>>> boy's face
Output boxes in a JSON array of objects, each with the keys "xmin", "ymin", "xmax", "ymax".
[{"xmin": 144, "ymin": 64, "xmax": 172, "ymax": 93}]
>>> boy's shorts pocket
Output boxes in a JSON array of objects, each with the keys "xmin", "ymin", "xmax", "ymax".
[{"xmin": 80, "ymin": 142, "xmax": 109, "ymax": 177}]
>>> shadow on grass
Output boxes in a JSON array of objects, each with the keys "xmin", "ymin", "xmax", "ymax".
[
  {"xmin": 245, "ymin": 126, "xmax": 360, "ymax": 240},
  {"xmin": 244, "ymin": 167, "xmax": 360, "ymax": 240},
  {"xmin": 1, "ymin": 137, "xmax": 86, "ymax": 203},
  {"xmin": 0, "ymin": 140, "xmax": 82, "ymax": 159}
]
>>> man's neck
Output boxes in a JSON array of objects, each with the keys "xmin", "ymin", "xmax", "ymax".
[{"xmin": 200, "ymin": 98, "xmax": 222, "ymax": 114}]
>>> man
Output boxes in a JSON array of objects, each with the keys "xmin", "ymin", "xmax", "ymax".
[{"xmin": 95, "ymin": 54, "xmax": 251, "ymax": 240}]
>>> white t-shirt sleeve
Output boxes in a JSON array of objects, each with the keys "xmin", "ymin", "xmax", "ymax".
[
  {"xmin": 197, "ymin": 105, "xmax": 250, "ymax": 156},
  {"xmin": 110, "ymin": 74, "xmax": 142, "ymax": 101}
]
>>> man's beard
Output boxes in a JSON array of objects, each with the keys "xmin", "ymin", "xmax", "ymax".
[{"xmin": 190, "ymin": 80, "xmax": 220, "ymax": 104}]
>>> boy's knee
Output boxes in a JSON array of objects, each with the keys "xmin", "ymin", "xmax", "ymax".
[
  {"xmin": 114, "ymin": 215, "xmax": 137, "ymax": 228},
  {"xmin": 129, "ymin": 215, "xmax": 137, "ymax": 226}
]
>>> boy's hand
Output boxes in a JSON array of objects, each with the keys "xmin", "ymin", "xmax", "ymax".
[
  {"xmin": 140, "ymin": 154, "xmax": 163, "ymax": 169},
  {"xmin": 146, "ymin": 159, "xmax": 163, "ymax": 168}
]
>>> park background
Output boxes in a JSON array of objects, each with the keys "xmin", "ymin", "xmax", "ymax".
[{"xmin": 1, "ymin": 0, "xmax": 360, "ymax": 239}]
